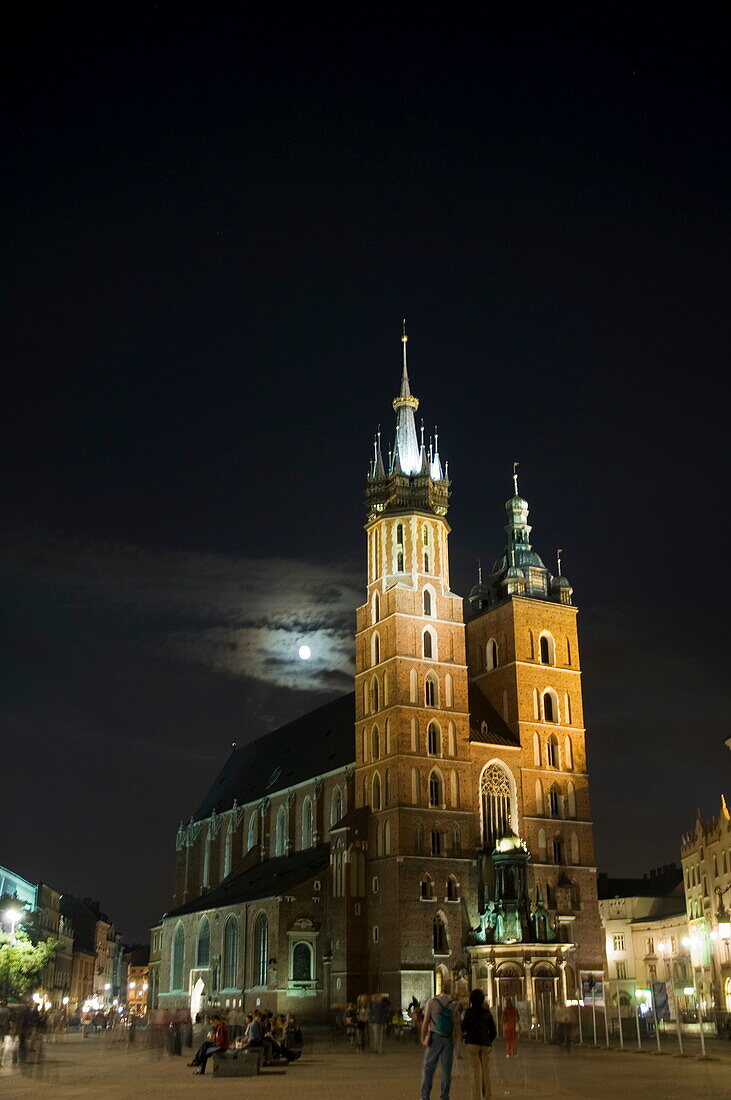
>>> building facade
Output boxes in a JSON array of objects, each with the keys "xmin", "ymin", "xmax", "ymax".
[
  {"xmin": 154, "ymin": 338, "xmax": 605, "ymax": 1019},
  {"xmin": 681, "ymin": 798, "xmax": 731, "ymax": 1015},
  {"xmin": 599, "ymin": 867, "xmax": 693, "ymax": 1024}
]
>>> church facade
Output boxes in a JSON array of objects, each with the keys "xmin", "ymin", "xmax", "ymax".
[{"xmin": 150, "ymin": 333, "xmax": 605, "ymax": 1020}]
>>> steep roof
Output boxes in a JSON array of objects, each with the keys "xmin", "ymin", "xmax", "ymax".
[
  {"xmin": 468, "ymin": 681, "xmax": 521, "ymax": 748},
  {"xmin": 165, "ymin": 844, "xmax": 331, "ymax": 918},
  {"xmin": 597, "ymin": 866, "xmax": 683, "ymax": 900},
  {"xmin": 192, "ymin": 692, "xmax": 355, "ymax": 821}
]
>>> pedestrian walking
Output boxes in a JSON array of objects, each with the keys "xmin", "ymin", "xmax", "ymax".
[
  {"xmin": 420, "ymin": 979, "xmax": 458, "ymax": 1100},
  {"xmin": 369, "ymin": 993, "xmax": 385, "ymax": 1054},
  {"xmin": 502, "ymin": 998, "xmax": 519, "ymax": 1058},
  {"xmin": 356, "ymin": 994, "xmax": 369, "ymax": 1052},
  {"xmin": 461, "ymin": 989, "xmax": 496, "ymax": 1100}
]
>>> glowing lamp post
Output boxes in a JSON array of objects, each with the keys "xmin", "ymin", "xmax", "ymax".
[{"xmin": 3, "ymin": 907, "xmax": 23, "ymax": 941}]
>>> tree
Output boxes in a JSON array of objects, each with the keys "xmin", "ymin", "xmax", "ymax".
[{"xmin": 0, "ymin": 929, "xmax": 59, "ymax": 998}]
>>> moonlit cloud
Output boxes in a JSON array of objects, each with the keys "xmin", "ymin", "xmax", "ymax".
[{"xmin": 1, "ymin": 532, "xmax": 361, "ymax": 692}]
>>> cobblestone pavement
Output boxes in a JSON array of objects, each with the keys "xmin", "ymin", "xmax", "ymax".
[{"xmin": 3, "ymin": 1033, "xmax": 731, "ymax": 1099}]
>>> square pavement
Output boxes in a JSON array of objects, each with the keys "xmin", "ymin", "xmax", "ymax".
[{"xmin": 3, "ymin": 1031, "xmax": 731, "ymax": 1098}]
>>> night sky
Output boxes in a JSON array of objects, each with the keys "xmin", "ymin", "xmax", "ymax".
[{"xmin": 2, "ymin": 7, "xmax": 728, "ymax": 942}]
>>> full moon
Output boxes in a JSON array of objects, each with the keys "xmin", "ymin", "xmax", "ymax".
[{"xmin": 298, "ymin": 645, "xmax": 312, "ymax": 660}]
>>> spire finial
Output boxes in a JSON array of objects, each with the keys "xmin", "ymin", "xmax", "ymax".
[
  {"xmin": 434, "ymin": 425, "xmax": 439, "ymax": 451},
  {"xmin": 513, "ymin": 461, "xmax": 519, "ymax": 496},
  {"xmin": 420, "ymin": 418, "xmax": 425, "ymax": 448},
  {"xmin": 557, "ymin": 548, "xmax": 564, "ymax": 575},
  {"xmin": 478, "ymin": 559, "xmax": 482, "ymax": 584},
  {"xmin": 402, "ymin": 317, "xmax": 408, "ymax": 378}
]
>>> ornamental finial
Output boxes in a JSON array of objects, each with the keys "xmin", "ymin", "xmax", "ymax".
[
  {"xmin": 478, "ymin": 559, "xmax": 482, "ymax": 584},
  {"xmin": 557, "ymin": 548, "xmax": 564, "ymax": 576},
  {"xmin": 513, "ymin": 461, "xmax": 519, "ymax": 496}
]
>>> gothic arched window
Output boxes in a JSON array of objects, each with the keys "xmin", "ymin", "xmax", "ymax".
[
  {"xmin": 549, "ymin": 783, "xmax": 561, "ymax": 818},
  {"xmin": 415, "ymin": 822, "xmax": 424, "ymax": 855},
  {"xmin": 487, "ymin": 638, "xmax": 498, "ymax": 670},
  {"xmin": 275, "ymin": 805, "xmax": 287, "ymax": 857},
  {"xmin": 425, "ymin": 675, "xmax": 438, "ymax": 707},
  {"xmin": 427, "ymin": 721, "xmax": 440, "ymax": 756},
  {"xmin": 421, "ymin": 873, "xmax": 433, "ymax": 899},
  {"xmin": 330, "ymin": 786, "xmax": 343, "ymax": 827},
  {"xmin": 371, "ymin": 725, "xmax": 380, "ymax": 760},
  {"xmin": 372, "ymin": 772, "xmax": 382, "ymax": 811},
  {"xmin": 423, "ymin": 588, "xmax": 432, "ymax": 616},
  {"xmin": 543, "ymin": 691, "xmax": 556, "ymax": 722},
  {"xmin": 253, "ymin": 912, "xmax": 268, "ymax": 986},
  {"xmin": 430, "ymin": 828, "xmax": 442, "ymax": 856},
  {"xmin": 428, "ymin": 770, "xmax": 443, "ymax": 807},
  {"xmin": 372, "ymin": 592, "xmax": 380, "ymax": 623},
  {"xmin": 371, "ymin": 677, "xmax": 379, "ymax": 712},
  {"xmin": 433, "ymin": 914, "xmax": 448, "ymax": 954},
  {"xmin": 372, "ymin": 632, "xmax": 380, "ymax": 666},
  {"xmin": 196, "ymin": 916, "xmax": 210, "ymax": 968},
  {"xmin": 547, "ymin": 734, "xmax": 559, "ymax": 768},
  {"xmin": 223, "ymin": 916, "xmax": 239, "ymax": 988},
  {"xmin": 480, "ymin": 763, "xmax": 513, "ymax": 848},
  {"xmin": 171, "ymin": 923, "xmax": 185, "ymax": 990},
  {"xmin": 302, "ymin": 796, "xmax": 313, "ymax": 848},
  {"xmin": 423, "ymin": 629, "xmax": 434, "ymax": 659},
  {"xmin": 247, "ymin": 812, "xmax": 259, "ymax": 852},
  {"xmin": 292, "ymin": 942, "xmax": 312, "ymax": 982}
]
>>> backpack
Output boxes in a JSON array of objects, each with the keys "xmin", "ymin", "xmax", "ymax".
[{"xmin": 433, "ymin": 998, "xmax": 454, "ymax": 1036}]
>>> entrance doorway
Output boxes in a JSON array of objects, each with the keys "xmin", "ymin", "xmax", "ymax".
[{"xmin": 190, "ymin": 977, "xmax": 206, "ymax": 1020}]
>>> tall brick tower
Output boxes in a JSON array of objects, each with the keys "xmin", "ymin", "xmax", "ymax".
[{"xmin": 354, "ymin": 327, "xmax": 474, "ymax": 1005}]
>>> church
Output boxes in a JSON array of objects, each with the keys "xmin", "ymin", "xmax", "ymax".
[{"xmin": 149, "ymin": 331, "xmax": 605, "ymax": 1021}]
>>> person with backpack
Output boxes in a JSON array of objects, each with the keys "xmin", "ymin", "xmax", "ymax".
[
  {"xmin": 460, "ymin": 989, "xmax": 497, "ymax": 1100},
  {"xmin": 420, "ymin": 979, "xmax": 458, "ymax": 1100}
]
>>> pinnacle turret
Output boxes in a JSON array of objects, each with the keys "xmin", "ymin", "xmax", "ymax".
[{"xmin": 366, "ymin": 324, "xmax": 449, "ymax": 521}]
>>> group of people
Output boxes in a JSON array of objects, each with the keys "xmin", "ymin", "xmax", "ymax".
[
  {"xmin": 0, "ymin": 998, "xmax": 65, "ymax": 1065},
  {"xmin": 343, "ymin": 992, "xmax": 392, "ymax": 1053},
  {"xmin": 189, "ymin": 1008, "xmax": 303, "ymax": 1075},
  {"xmin": 419, "ymin": 985, "xmax": 574, "ymax": 1100}
]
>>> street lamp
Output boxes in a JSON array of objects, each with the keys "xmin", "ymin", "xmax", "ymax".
[
  {"xmin": 715, "ymin": 887, "xmax": 731, "ymax": 941},
  {"xmin": 3, "ymin": 907, "xmax": 23, "ymax": 939}
]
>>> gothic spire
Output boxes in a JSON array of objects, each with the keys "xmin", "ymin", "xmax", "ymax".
[{"xmin": 392, "ymin": 320, "xmax": 421, "ymax": 475}]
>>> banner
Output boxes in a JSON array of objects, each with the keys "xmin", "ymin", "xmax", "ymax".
[{"xmin": 652, "ymin": 982, "xmax": 670, "ymax": 1021}]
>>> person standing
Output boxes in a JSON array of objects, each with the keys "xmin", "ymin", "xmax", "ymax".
[
  {"xmin": 461, "ymin": 989, "xmax": 496, "ymax": 1100},
  {"xmin": 420, "ymin": 980, "xmax": 457, "ymax": 1100},
  {"xmin": 502, "ymin": 998, "xmax": 519, "ymax": 1058},
  {"xmin": 555, "ymin": 1002, "xmax": 572, "ymax": 1052}
]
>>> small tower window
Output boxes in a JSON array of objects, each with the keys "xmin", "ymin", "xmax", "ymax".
[
  {"xmin": 433, "ymin": 914, "xmax": 448, "ymax": 953},
  {"xmin": 428, "ymin": 770, "xmax": 443, "ymax": 807},
  {"xmin": 447, "ymin": 875, "xmax": 459, "ymax": 900},
  {"xmin": 372, "ymin": 592, "xmax": 380, "ymax": 624},
  {"xmin": 425, "ymin": 676, "xmax": 437, "ymax": 707},
  {"xmin": 421, "ymin": 873, "xmax": 433, "ymax": 900},
  {"xmin": 397, "ymin": 523, "xmax": 404, "ymax": 545},
  {"xmin": 486, "ymin": 639, "xmax": 498, "ymax": 670},
  {"xmin": 423, "ymin": 525, "xmax": 429, "ymax": 546},
  {"xmin": 372, "ymin": 632, "xmax": 380, "ymax": 666},
  {"xmin": 423, "ymin": 588, "xmax": 432, "ymax": 616},
  {"xmin": 423, "ymin": 629, "xmax": 435, "ymax": 659},
  {"xmin": 539, "ymin": 633, "xmax": 555, "ymax": 665},
  {"xmin": 372, "ymin": 772, "xmax": 382, "ymax": 811},
  {"xmin": 427, "ymin": 722, "xmax": 441, "ymax": 756},
  {"xmin": 424, "ymin": 551, "xmax": 430, "ymax": 573},
  {"xmin": 547, "ymin": 734, "xmax": 559, "ymax": 768},
  {"xmin": 431, "ymin": 828, "xmax": 442, "ymax": 856},
  {"xmin": 543, "ymin": 692, "xmax": 556, "ymax": 723},
  {"xmin": 371, "ymin": 725, "xmax": 380, "ymax": 760},
  {"xmin": 397, "ymin": 551, "xmax": 404, "ymax": 572},
  {"xmin": 371, "ymin": 678, "xmax": 379, "ymax": 712},
  {"xmin": 549, "ymin": 783, "xmax": 561, "ymax": 818}
]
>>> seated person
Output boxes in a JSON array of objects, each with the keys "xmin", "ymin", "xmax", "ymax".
[{"xmin": 188, "ymin": 1013, "xmax": 229, "ymax": 1075}]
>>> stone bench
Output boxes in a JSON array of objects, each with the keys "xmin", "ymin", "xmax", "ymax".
[{"xmin": 212, "ymin": 1048, "xmax": 263, "ymax": 1077}]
